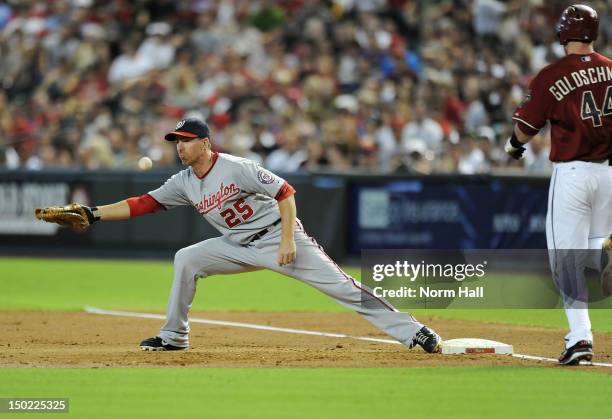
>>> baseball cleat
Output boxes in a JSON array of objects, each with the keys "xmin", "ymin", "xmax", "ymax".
[
  {"xmin": 410, "ymin": 326, "xmax": 442, "ymax": 353},
  {"xmin": 139, "ymin": 336, "xmax": 187, "ymax": 351},
  {"xmin": 602, "ymin": 235, "xmax": 612, "ymax": 297},
  {"xmin": 558, "ymin": 340, "xmax": 593, "ymax": 365}
]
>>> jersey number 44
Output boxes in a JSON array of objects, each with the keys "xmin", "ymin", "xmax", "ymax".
[{"xmin": 581, "ymin": 87, "xmax": 612, "ymax": 127}]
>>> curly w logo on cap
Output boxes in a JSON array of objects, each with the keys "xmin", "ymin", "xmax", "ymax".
[{"xmin": 165, "ymin": 118, "xmax": 211, "ymax": 141}]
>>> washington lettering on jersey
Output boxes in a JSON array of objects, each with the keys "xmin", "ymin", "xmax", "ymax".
[
  {"xmin": 195, "ymin": 183, "xmax": 240, "ymax": 214},
  {"xmin": 148, "ymin": 153, "xmax": 289, "ymax": 244},
  {"xmin": 549, "ymin": 66, "xmax": 612, "ymax": 101}
]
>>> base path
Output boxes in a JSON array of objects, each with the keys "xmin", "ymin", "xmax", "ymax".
[{"xmin": 0, "ymin": 311, "xmax": 610, "ymax": 371}]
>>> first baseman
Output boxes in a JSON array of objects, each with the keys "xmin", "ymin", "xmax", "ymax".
[
  {"xmin": 36, "ymin": 118, "xmax": 442, "ymax": 354},
  {"xmin": 505, "ymin": 5, "xmax": 612, "ymax": 365}
]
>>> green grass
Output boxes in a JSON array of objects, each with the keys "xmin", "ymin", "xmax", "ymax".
[
  {"xmin": 0, "ymin": 367, "xmax": 610, "ymax": 419},
  {"xmin": 0, "ymin": 257, "xmax": 339, "ymax": 312},
  {"xmin": 1, "ymin": 257, "xmax": 611, "ymax": 332},
  {"xmin": 422, "ymin": 308, "xmax": 612, "ymax": 331},
  {"xmin": 1, "ymin": 257, "xmax": 611, "ymax": 418}
]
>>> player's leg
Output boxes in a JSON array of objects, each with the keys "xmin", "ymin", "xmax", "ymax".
[
  {"xmin": 602, "ymin": 234, "xmax": 612, "ymax": 296},
  {"xmin": 588, "ymin": 165, "xmax": 612, "ymax": 296},
  {"xmin": 251, "ymin": 223, "xmax": 437, "ymax": 351},
  {"xmin": 143, "ymin": 237, "xmax": 259, "ymax": 350},
  {"xmin": 546, "ymin": 163, "xmax": 594, "ymax": 363}
]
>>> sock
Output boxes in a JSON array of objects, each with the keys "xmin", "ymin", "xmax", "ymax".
[{"xmin": 564, "ymin": 308, "xmax": 593, "ymax": 347}]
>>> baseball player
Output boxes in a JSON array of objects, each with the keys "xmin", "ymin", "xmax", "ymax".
[
  {"xmin": 505, "ymin": 5, "xmax": 612, "ymax": 365},
  {"xmin": 35, "ymin": 118, "xmax": 442, "ymax": 354}
]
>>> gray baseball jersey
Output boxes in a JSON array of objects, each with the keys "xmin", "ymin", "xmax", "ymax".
[{"xmin": 149, "ymin": 153, "xmax": 285, "ymax": 244}]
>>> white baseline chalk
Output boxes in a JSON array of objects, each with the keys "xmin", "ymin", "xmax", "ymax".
[{"xmin": 84, "ymin": 306, "xmax": 612, "ymax": 368}]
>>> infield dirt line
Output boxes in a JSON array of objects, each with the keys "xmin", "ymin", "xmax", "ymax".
[{"xmin": 83, "ymin": 306, "xmax": 612, "ymax": 368}]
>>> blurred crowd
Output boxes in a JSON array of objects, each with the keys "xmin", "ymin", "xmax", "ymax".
[{"xmin": 1, "ymin": 0, "xmax": 610, "ymax": 174}]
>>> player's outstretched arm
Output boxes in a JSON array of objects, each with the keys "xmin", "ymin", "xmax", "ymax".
[
  {"xmin": 99, "ymin": 194, "xmax": 164, "ymax": 221},
  {"xmin": 277, "ymin": 195, "xmax": 297, "ymax": 266},
  {"xmin": 34, "ymin": 194, "xmax": 164, "ymax": 232},
  {"xmin": 97, "ymin": 200, "xmax": 131, "ymax": 221}
]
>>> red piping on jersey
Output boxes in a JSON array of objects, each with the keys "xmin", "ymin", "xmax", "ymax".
[
  {"xmin": 193, "ymin": 151, "xmax": 219, "ymax": 180},
  {"xmin": 295, "ymin": 220, "xmax": 397, "ymax": 312},
  {"xmin": 275, "ymin": 182, "xmax": 296, "ymax": 202},
  {"xmin": 127, "ymin": 194, "xmax": 164, "ymax": 217}
]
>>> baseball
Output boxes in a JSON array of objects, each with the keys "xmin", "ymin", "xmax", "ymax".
[{"xmin": 138, "ymin": 157, "xmax": 153, "ymax": 171}]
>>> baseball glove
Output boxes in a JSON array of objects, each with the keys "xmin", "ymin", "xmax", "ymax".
[{"xmin": 34, "ymin": 203, "xmax": 97, "ymax": 232}]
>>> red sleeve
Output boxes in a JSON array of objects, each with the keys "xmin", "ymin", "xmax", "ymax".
[
  {"xmin": 275, "ymin": 182, "xmax": 296, "ymax": 202},
  {"xmin": 126, "ymin": 194, "xmax": 164, "ymax": 217},
  {"xmin": 512, "ymin": 72, "xmax": 554, "ymax": 135}
]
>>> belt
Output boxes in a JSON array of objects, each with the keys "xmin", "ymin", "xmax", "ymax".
[{"xmin": 249, "ymin": 219, "xmax": 281, "ymax": 243}]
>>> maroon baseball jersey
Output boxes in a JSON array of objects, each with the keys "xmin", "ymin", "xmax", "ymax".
[{"xmin": 513, "ymin": 52, "xmax": 612, "ymax": 162}]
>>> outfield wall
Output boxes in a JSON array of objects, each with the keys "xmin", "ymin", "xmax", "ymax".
[{"xmin": 0, "ymin": 170, "xmax": 549, "ymax": 261}]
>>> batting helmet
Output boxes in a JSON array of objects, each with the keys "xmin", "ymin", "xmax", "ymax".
[{"xmin": 556, "ymin": 4, "xmax": 599, "ymax": 45}]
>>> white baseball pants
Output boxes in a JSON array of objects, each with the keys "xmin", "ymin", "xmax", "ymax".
[{"xmin": 546, "ymin": 160, "xmax": 612, "ymax": 347}]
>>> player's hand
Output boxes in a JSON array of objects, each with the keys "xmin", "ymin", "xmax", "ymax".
[
  {"xmin": 504, "ymin": 136, "xmax": 526, "ymax": 160},
  {"xmin": 277, "ymin": 238, "xmax": 297, "ymax": 266}
]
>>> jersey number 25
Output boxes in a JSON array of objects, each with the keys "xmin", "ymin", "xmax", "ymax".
[
  {"xmin": 581, "ymin": 87, "xmax": 612, "ymax": 127},
  {"xmin": 220, "ymin": 198, "xmax": 254, "ymax": 228}
]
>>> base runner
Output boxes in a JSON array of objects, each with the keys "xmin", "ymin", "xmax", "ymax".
[
  {"xmin": 35, "ymin": 118, "xmax": 442, "ymax": 354},
  {"xmin": 505, "ymin": 5, "xmax": 612, "ymax": 365}
]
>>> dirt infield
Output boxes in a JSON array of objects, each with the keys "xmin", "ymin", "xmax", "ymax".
[{"xmin": 1, "ymin": 311, "xmax": 610, "ymax": 371}]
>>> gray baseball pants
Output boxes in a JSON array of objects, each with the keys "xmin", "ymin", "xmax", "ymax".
[{"xmin": 158, "ymin": 222, "xmax": 423, "ymax": 348}]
